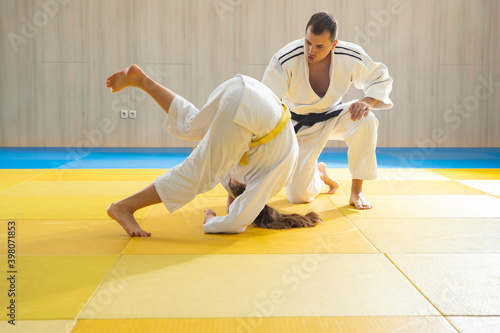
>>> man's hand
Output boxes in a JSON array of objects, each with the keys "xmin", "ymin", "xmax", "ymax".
[
  {"xmin": 349, "ymin": 98, "xmax": 377, "ymax": 121},
  {"xmin": 203, "ymin": 209, "xmax": 216, "ymax": 224}
]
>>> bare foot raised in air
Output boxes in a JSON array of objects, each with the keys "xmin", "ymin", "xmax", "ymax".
[
  {"xmin": 317, "ymin": 162, "xmax": 339, "ymax": 194},
  {"xmin": 350, "ymin": 192, "xmax": 372, "ymax": 210},
  {"xmin": 107, "ymin": 202, "xmax": 151, "ymax": 237},
  {"xmin": 106, "ymin": 64, "xmax": 145, "ymax": 93}
]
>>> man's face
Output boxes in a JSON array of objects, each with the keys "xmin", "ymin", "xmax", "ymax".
[{"xmin": 304, "ymin": 27, "xmax": 337, "ymax": 64}]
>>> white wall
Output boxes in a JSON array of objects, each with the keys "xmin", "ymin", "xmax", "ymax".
[{"xmin": 1, "ymin": 0, "xmax": 498, "ymax": 147}]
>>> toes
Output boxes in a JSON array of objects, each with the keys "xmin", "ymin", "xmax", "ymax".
[
  {"xmin": 358, "ymin": 202, "xmax": 372, "ymax": 210},
  {"xmin": 327, "ymin": 186, "xmax": 338, "ymax": 194}
]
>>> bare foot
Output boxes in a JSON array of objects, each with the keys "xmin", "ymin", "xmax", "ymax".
[
  {"xmin": 317, "ymin": 162, "xmax": 340, "ymax": 194},
  {"xmin": 107, "ymin": 202, "xmax": 151, "ymax": 237},
  {"xmin": 106, "ymin": 64, "xmax": 145, "ymax": 93},
  {"xmin": 349, "ymin": 192, "xmax": 372, "ymax": 210}
]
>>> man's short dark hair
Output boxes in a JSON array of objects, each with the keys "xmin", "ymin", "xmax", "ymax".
[{"xmin": 305, "ymin": 12, "xmax": 338, "ymax": 42}]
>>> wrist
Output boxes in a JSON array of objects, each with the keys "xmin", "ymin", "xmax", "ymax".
[{"xmin": 362, "ymin": 97, "xmax": 378, "ymax": 107}]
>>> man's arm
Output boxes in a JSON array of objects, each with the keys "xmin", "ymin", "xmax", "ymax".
[
  {"xmin": 349, "ymin": 46, "xmax": 393, "ymax": 112},
  {"xmin": 349, "ymin": 97, "xmax": 378, "ymax": 121},
  {"xmin": 262, "ymin": 54, "xmax": 289, "ymax": 100}
]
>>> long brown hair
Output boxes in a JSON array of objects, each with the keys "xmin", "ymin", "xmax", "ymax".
[{"xmin": 228, "ymin": 181, "xmax": 322, "ymax": 230}]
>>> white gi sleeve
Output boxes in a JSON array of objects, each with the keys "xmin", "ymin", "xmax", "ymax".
[
  {"xmin": 352, "ymin": 53, "xmax": 393, "ymax": 110},
  {"xmin": 162, "ymin": 95, "xmax": 212, "ymax": 141},
  {"xmin": 262, "ymin": 54, "xmax": 289, "ymax": 100}
]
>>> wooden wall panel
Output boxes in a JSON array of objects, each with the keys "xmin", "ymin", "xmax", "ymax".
[
  {"xmin": 0, "ymin": 0, "xmax": 498, "ymax": 148},
  {"xmin": 34, "ymin": 0, "xmax": 89, "ymax": 63},
  {"xmin": 35, "ymin": 62, "xmax": 90, "ymax": 146},
  {"xmin": 0, "ymin": 0, "xmax": 35, "ymax": 147},
  {"xmin": 439, "ymin": 0, "xmax": 491, "ymax": 66},
  {"xmin": 487, "ymin": 0, "xmax": 500, "ymax": 147},
  {"xmin": 190, "ymin": 0, "xmax": 243, "ymax": 108},
  {"xmin": 139, "ymin": 0, "xmax": 191, "ymax": 65},
  {"xmin": 241, "ymin": 0, "xmax": 294, "ymax": 66},
  {"xmin": 88, "ymin": 0, "xmax": 142, "ymax": 148},
  {"xmin": 371, "ymin": 0, "xmax": 442, "ymax": 148},
  {"xmin": 436, "ymin": 0, "xmax": 492, "ymax": 147},
  {"xmin": 436, "ymin": 65, "xmax": 490, "ymax": 147}
]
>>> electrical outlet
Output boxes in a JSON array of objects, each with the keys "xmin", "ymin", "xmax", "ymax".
[
  {"xmin": 129, "ymin": 110, "xmax": 137, "ymax": 119},
  {"xmin": 120, "ymin": 110, "xmax": 128, "ymax": 119}
]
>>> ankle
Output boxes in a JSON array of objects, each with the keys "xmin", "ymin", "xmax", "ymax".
[{"xmin": 115, "ymin": 201, "xmax": 136, "ymax": 214}]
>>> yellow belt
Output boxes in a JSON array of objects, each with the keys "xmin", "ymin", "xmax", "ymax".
[{"xmin": 240, "ymin": 103, "xmax": 290, "ymax": 165}]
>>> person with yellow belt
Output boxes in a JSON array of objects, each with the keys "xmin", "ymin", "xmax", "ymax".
[{"xmin": 105, "ymin": 65, "xmax": 319, "ymax": 236}]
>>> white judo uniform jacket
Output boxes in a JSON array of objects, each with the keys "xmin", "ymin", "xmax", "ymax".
[
  {"xmin": 154, "ymin": 75, "xmax": 298, "ymax": 233},
  {"xmin": 263, "ymin": 38, "xmax": 393, "ymax": 203}
]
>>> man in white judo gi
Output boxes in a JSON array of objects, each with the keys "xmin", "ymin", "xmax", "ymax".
[
  {"xmin": 106, "ymin": 65, "xmax": 298, "ymax": 236},
  {"xmin": 263, "ymin": 12, "xmax": 393, "ymax": 209}
]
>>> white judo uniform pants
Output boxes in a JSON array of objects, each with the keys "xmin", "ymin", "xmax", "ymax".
[{"xmin": 286, "ymin": 100, "xmax": 379, "ymax": 204}]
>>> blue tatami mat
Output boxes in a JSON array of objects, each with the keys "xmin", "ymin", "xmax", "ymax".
[{"xmin": 0, "ymin": 147, "xmax": 499, "ymax": 169}]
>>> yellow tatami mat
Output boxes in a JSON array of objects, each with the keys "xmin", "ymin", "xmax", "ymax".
[
  {"xmin": 30, "ymin": 169, "xmax": 166, "ymax": 181},
  {"xmin": 0, "ymin": 320, "xmax": 75, "ymax": 333},
  {"xmin": 81, "ymin": 254, "xmax": 438, "ymax": 319},
  {"xmin": 330, "ymin": 195, "xmax": 500, "ymax": 220},
  {"xmin": 388, "ymin": 253, "xmax": 500, "ymax": 315},
  {"xmin": 429, "ymin": 169, "xmax": 500, "ymax": 180},
  {"xmin": 333, "ymin": 179, "xmax": 487, "ymax": 196},
  {"xmin": 457, "ymin": 180, "xmax": 500, "ymax": 195},
  {"xmin": 0, "ymin": 181, "xmax": 152, "ymax": 197},
  {"xmin": 0, "ymin": 169, "xmax": 51, "ymax": 182},
  {"xmin": 0, "ymin": 219, "xmax": 133, "ymax": 255},
  {"xmin": 0, "ymin": 196, "xmax": 152, "ymax": 220},
  {"xmin": 0, "ymin": 169, "xmax": 52, "ymax": 191},
  {"xmin": 1, "ymin": 167, "xmax": 499, "ymax": 332},
  {"xmin": 326, "ymin": 168, "xmax": 450, "ymax": 180},
  {"xmin": 352, "ymin": 218, "xmax": 500, "ymax": 253},
  {"xmin": 446, "ymin": 316, "xmax": 500, "ymax": 333},
  {"xmin": 124, "ymin": 197, "xmax": 377, "ymax": 254},
  {"xmin": 0, "ymin": 255, "xmax": 119, "ymax": 320},
  {"xmin": 70, "ymin": 316, "xmax": 457, "ymax": 333}
]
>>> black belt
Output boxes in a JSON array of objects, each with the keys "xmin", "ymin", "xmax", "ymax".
[{"xmin": 290, "ymin": 108, "xmax": 344, "ymax": 133}]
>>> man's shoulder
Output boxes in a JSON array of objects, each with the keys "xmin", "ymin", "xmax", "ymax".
[
  {"xmin": 334, "ymin": 40, "xmax": 368, "ymax": 62},
  {"xmin": 272, "ymin": 38, "xmax": 304, "ymax": 67}
]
